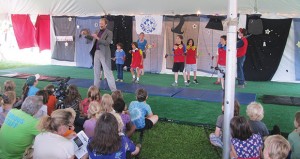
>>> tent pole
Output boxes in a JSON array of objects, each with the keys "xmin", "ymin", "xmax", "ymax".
[{"xmin": 222, "ymin": 0, "xmax": 237, "ymax": 158}]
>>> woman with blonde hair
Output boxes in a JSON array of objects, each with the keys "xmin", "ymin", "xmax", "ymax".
[
  {"xmin": 83, "ymin": 101, "xmax": 104, "ymax": 137},
  {"xmin": 33, "ymin": 108, "xmax": 76, "ymax": 159}
]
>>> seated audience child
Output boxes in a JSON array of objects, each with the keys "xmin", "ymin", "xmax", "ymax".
[
  {"xmin": 34, "ymin": 90, "xmax": 48, "ymax": 119},
  {"xmin": 0, "ymin": 96, "xmax": 42, "ymax": 159},
  {"xmin": 0, "ymin": 91, "xmax": 16, "ymax": 127},
  {"xmin": 288, "ymin": 111, "xmax": 300, "ymax": 159},
  {"xmin": 64, "ymin": 84, "xmax": 83, "ymax": 132},
  {"xmin": 86, "ymin": 113, "xmax": 140, "ymax": 159},
  {"xmin": 246, "ymin": 102, "xmax": 269, "ymax": 138},
  {"xmin": 64, "ymin": 84, "xmax": 82, "ymax": 112},
  {"xmin": 14, "ymin": 74, "xmax": 40, "ymax": 108},
  {"xmin": 83, "ymin": 101, "xmax": 104, "ymax": 138},
  {"xmin": 4, "ymin": 80, "xmax": 16, "ymax": 91},
  {"xmin": 230, "ymin": 116, "xmax": 263, "ymax": 159},
  {"xmin": 44, "ymin": 84, "xmax": 57, "ymax": 115},
  {"xmin": 210, "ymin": 100, "xmax": 240, "ymax": 148},
  {"xmin": 80, "ymin": 85, "xmax": 101, "ymax": 117},
  {"xmin": 33, "ymin": 108, "xmax": 76, "ymax": 159},
  {"xmin": 111, "ymin": 90, "xmax": 124, "ymax": 102},
  {"xmin": 113, "ymin": 98, "xmax": 136, "ymax": 137},
  {"xmin": 128, "ymin": 88, "xmax": 158, "ymax": 130},
  {"xmin": 101, "ymin": 94, "xmax": 114, "ymax": 113},
  {"xmin": 23, "ymin": 74, "xmax": 40, "ymax": 98},
  {"xmin": 263, "ymin": 135, "xmax": 291, "ymax": 159}
]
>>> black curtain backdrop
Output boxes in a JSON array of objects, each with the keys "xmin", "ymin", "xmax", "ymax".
[
  {"xmin": 244, "ymin": 18, "xmax": 292, "ymax": 81},
  {"xmin": 107, "ymin": 16, "xmax": 133, "ymax": 70}
]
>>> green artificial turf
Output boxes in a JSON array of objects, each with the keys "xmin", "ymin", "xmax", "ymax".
[
  {"xmin": 130, "ymin": 122, "xmax": 220, "ymax": 159},
  {"xmin": 0, "ymin": 63, "xmax": 299, "ymax": 158},
  {"xmin": 0, "ymin": 64, "xmax": 299, "ymax": 133}
]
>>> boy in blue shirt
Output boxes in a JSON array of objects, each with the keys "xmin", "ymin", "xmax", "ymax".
[
  {"xmin": 113, "ymin": 43, "xmax": 126, "ymax": 82},
  {"xmin": 128, "ymin": 88, "xmax": 158, "ymax": 130}
]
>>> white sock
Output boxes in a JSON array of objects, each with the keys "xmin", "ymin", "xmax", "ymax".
[
  {"xmin": 137, "ymin": 77, "xmax": 139, "ymax": 81},
  {"xmin": 184, "ymin": 80, "xmax": 187, "ymax": 83},
  {"xmin": 133, "ymin": 75, "xmax": 136, "ymax": 78},
  {"xmin": 175, "ymin": 81, "xmax": 178, "ymax": 83}
]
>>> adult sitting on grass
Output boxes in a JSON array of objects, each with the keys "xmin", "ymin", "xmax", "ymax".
[
  {"xmin": 210, "ymin": 100, "xmax": 240, "ymax": 148},
  {"xmin": 263, "ymin": 135, "xmax": 291, "ymax": 159},
  {"xmin": 128, "ymin": 88, "xmax": 158, "ymax": 130},
  {"xmin": 0, "ymin": 96, "xmax": 42, "ymax": 159},
  {"xmin": 230, "ymin": 116, "xmax": 263, "ymax": 159},
  {"xmin": 246, "ymin": 102, "xmax": 269, "ymax": 138},
  {"xmin": 33, "ymin": 108, "xmax": 76, "ymax": 159},
  {"xmin": 0, "ymin": 91, "xmax": 16, "ymax": 127}
]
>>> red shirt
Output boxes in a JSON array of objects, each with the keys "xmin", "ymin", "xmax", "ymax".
[
  {"xmin": 131, "ymin": 49, "xmax": 143, "ymax": 68},
  {"xmin": 186, "ymin": 46, "xmax": 197, "ymax": 64},
  {"xmin": 81, "ymin": 98, "xmax": 101, "ymax": 115},
  {"xmin": 173, "ymin": 45, "xmax": 185, "ymax": 63},
  {"xmin": 218, "ymin": 47, "xmax": 226, "ymax": 66},
  {"xmin": 237, "ymin": 37, "xmax": 248, "ymax": 57},
  {"xmin": 46, "ymin": 95, "xmax": 57, "ymax": 116}
]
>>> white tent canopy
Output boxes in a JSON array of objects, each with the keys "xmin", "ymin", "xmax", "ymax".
[{"xmin": 0, "ymin": 0, "xmax": 300, "ymax": 17}]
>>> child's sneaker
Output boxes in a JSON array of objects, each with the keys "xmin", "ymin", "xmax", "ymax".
[
  {"xmin": 193, "ymin": 79, "xmax": 199, "ymax": 84},
  {"xmin": 171, "ymin": 82, "xmax": 178, "ymax": 87},
  {"xmin": 132, "ymin": 78, "xmax": 136, "ymax": 83},
  {"xmin": 213, "ymin": 81, "xmax": 220, "ymax": 85},
  {"xmin": 184, "ymin": 82, "xmax": 189, "ymax": 87},
  {"xmin": 119, "ymin": 79, "xmax": 123, "ymax": 82},
  {"xmin": 116, "ymin": 79, "xmax": 120, "ymax": 82},
  {"xmin": 187, "ymin": 80, "xmax": 190, "ymax": 84},
  {"xmin": 135, "ymin": 80, "xmax": 139, "ymax": 84}
]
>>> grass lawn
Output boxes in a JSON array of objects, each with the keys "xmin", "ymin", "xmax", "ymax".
[{"xmin": 0, "ymin": 62, "xmax": 299, "ymax": 159}]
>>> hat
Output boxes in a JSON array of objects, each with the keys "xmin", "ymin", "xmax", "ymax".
[{"xmin": 26, "ymin": 74, "xmax": 40, "ymax": 86}]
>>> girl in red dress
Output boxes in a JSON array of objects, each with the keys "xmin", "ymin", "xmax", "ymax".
[{"xmin": 130, "ymin": 42, "xmax": 143, "ymax": 84}]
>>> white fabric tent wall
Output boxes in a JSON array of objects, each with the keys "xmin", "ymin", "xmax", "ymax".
[{"xmin": 1, "ymin": 0, "xmax": 300, "ymax": 17}]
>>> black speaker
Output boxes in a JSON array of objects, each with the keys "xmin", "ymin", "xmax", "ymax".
[
  {"xmin": 205, "ymin": 15, "xmax": 226, "ymax": 31},
  {"xmin": 247, "ymin": 14, "xmax": 263, "ymax": 35}
]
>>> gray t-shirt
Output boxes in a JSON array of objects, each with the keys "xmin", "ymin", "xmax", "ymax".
[
  {"xmin": 248, "ymin": 120, "xmax": 269, "ymax": 137},
  {"xmin": 216, "ymin": 114, "xmax": 224, "ymax": 129}
]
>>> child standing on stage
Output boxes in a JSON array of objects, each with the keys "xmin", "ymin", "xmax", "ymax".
[
  {"xmin": 114, "ymin": 43, "xmax": 126, "ymax": 82},
  {"xmin": 217, "ymin": 35, "xmax": 227, "ymax": 90},
  {"xmin": 167, "ymin": 35, "xmax": 188, "ymax": 87},
  {"xmin": 185, "ymin": 39, "xmax": 198, "ymax": 85},
  {"xmin": 130, "ymin": 42, "xmax": 143, "ymax": 84},
  {"xmin": 137, "ymin": 32, "xmax": 147, "ymax": 75}
]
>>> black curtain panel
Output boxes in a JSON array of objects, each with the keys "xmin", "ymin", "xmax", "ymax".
[
  {"xmin": 244, "ymin": 18, "xmax": 292, "ymax": 81},
  {"xmin": 106, "ymin": 16, "xmax": 133, "ymax": 70}
]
